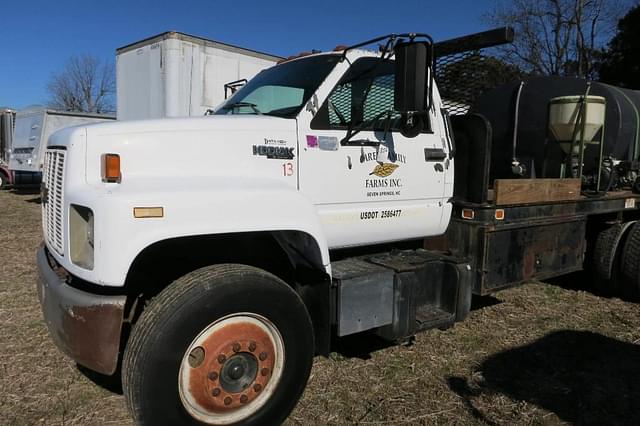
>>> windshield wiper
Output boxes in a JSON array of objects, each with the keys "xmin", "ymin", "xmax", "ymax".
[{"xmin": 221, "ymin": 101, "xmax": 263, "ymax": 115}]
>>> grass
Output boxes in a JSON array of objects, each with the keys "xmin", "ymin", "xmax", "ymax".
[{"xmin": 1, "ymin": 189, "xmax": 639, "ymax": 425}]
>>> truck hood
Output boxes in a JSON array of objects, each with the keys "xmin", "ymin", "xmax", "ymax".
[
  {"xmin": 84, "ymin": 114, "xmax": 295, "ymax": 136},
  {"xmin": 62, "ymin": 115, "xmax": 299, "ymax": 187}
]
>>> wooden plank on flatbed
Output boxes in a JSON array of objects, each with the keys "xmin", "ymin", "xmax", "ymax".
[{"xmin": 494, "ymin": 178, "xmax": 581, "ymax": 205}]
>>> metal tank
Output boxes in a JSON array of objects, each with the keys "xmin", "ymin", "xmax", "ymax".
[
  {"xmin": 474, "ymin": 76, "xmax": 640, "ymax": 188},
  {"xmin": 0, "ymin": 108, "xmax": 15, "ymax": 164}
]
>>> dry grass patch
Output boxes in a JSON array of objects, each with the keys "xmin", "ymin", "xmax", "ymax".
[{"xmin": 1, "ymin": 189, "xmax": 638, "ymax": 425}]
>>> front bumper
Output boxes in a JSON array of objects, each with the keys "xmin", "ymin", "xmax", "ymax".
[{"xmin": 36, "ymin": 244, "xmax": 126, "ymax": 375}]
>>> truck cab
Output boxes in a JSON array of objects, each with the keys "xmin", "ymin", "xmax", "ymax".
[
  {"xmin": 214, "ymin": 48, "xmax": 454, "ymax": 247},
  {"xmin": 37, "ymin": 34, "xmax": 466, "ymax": 425}
]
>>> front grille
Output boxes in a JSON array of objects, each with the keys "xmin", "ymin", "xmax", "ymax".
[
  {"xmin": 13, "ymin": 147, "xmax": 34, "ymax": 154},
  {"xmin": 42, "ymin": 149, "xmax": 66, "ymax": 256}
]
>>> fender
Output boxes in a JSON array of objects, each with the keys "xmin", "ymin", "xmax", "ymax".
[{"xmin": 60, "ymin": 176, "xmax": 331, "ymax": 287}]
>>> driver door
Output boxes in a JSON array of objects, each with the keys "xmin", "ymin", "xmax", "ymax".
[{"xmin": 297, "ymin": 57, "xmax": 449, "ymax": 248}]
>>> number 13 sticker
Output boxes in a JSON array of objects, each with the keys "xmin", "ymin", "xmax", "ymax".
[{"xmin": 283, "ymin": 162, "xmax": 294, "ymax": 176}]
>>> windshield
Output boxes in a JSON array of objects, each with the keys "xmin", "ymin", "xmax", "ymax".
[{"xmin": 215, "ymin": 54, "xmax": 341, "ymax": 118}]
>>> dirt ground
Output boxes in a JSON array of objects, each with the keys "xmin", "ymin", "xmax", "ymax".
[{"xmin": 1, "ymin": 188, "xmax": 639, "ymax": 425}]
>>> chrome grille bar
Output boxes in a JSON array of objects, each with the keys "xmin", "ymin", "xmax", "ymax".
[{"xmin": 42, "ymin": 149, "xmax": 66, "ymax": 256}]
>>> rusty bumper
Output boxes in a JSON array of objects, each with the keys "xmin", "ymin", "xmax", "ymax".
[{"xmin": 36, "ymin": 244, "xmax": 126, "ymax": 375}]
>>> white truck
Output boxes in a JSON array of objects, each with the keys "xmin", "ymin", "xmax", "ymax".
[
  {"xmin": 116, "ymin": 31, "xmax": 282, "ymax": 120},
  {"xmin": 36, "ymin": 30, "xmax": 640, "ymax": 425},
  {"xmin": 9, "ymin": 108, "xmax": 114, "ymax": 185}
]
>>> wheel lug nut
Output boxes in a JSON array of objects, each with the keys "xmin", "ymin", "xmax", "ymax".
[
  {"xmin": 248, "ymin": 342, "xmax": 257, "ymax": 352},
  {"xmin": 224, "ymin": 396, "xmax": 232, "ymax": 405},
  {"xmin": 240, "ymin": 394, "xmax": 248, "ymax": 403},
  {"xmin": 208, "ymin": 371, "xmax": 218, "ymax": 381},
  {"xmin": 232, "ymin": 342, "xmax": 241, "ymax": 352},
  {"xmin": 253, "ymin": 383, "xmax": 262, "ymax": 393},
  {"xmin": 259, "ymin": 352, "xmax": 268, "ymax": 361},
  {"xmin": 217, "ymin": 354, "xmax": 226, "ymax": 364},
  {"xmin": 211, "ymin": 388, "xmax": 221, "ymax": 397},
  {"xmin": 261, "ymin": 368, "xmax": 269, "ymax": 377}
]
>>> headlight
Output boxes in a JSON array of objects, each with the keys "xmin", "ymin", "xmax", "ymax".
[{"xmin": 69, "ymin": 204, "xmax": 94, "ymax": 270}]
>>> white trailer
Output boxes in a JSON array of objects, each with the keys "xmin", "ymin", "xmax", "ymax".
[
  {"xmin": 116, "ymin": 31, "xmax": 282, "ymax": 120},
  {"xmin": 9, "ymin": 108, "xmax": 114, "ymax": 183}
]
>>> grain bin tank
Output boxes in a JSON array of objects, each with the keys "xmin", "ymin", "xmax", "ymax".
[
  {"xmin": 474, "ymin": 76, "xmax": 640, "ymax": 186},
  {"xmin": 548, "ymin": 95, "xmax": 606, "ymax": 155}
]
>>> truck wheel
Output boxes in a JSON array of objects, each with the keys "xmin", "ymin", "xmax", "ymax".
[
  {"xmin": 592, "ymin": 222, "xmax": 634, "ymax": 296},
  {"xmin": 122, "ymin": 264, "xmax": 314, "ymax": 425},
  {"xmin": 0, "ymin": 172, "xmax": 5, "ymax": 189},
  {"xmin": 620, "ymin": 222, "xmax": 640, "ymax": 302}
]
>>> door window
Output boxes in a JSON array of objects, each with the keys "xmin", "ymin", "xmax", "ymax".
[{"xmin": 311, "ymin": 57, "xmax": 430, "ymax": 133}]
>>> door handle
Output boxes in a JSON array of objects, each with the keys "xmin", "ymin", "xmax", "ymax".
[{"xmin": 425, "ymin": 148, "xmax": 446, "ymax": 162}]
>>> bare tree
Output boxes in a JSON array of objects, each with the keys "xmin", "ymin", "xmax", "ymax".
[
  {"xmin": 487, "ymin": 0, "xmax": 627, "ymax": 79},
  {"xmin": 47, "ymin": 54, "xmax": 115, "ymax": 113}
]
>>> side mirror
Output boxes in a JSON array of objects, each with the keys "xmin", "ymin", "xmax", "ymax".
[{"xmin": 393, "ymin": 41, "xmax": 432, "ymax": 113}]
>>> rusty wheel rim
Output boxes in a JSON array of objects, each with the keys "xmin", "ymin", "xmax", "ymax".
[{"xmin": 178, "ymin": 313, "xmax": 285, "ymax": 425}]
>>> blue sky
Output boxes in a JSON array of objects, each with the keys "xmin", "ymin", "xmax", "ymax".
[{"xmin": 0, "ymin": 0, "xmax": 492, "ymax": 109}]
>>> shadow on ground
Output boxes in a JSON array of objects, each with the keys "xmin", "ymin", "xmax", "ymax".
[
  {"xmin": 547, "ymin": 271, "xmax": 594, "ymax": 292},
  {"xmin": 25, "ymin": 196, "xmax": 41, "ymax": 204},
  {"xmin": 76, "ymin": 364, "xmax": 123, "ymax": 394},
  {"xmin": 333, "ymin": 294, "xmax": 503, "ymax": 360},
  {"xmin": 10, "ymin": 186, "xmax": 40, "ymax": 195},
  {"xmin": 470, "ymin": 294, "xmax": 502, "ymax": 311},
  {"xmin": 332, "ymin": 331, "xmax": 396, "ymax": 360},
  {"xmin": 448, "ymin": 330, "xmax": 640, "ymax": 424}
]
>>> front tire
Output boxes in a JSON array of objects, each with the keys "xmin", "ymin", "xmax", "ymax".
[{"xmin": 123, "ymin": 264, "xmax": 314, "ymax": 425}]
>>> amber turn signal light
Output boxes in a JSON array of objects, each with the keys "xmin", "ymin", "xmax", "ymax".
[
  {"xmin": 461, "ymin": 208, "xmax": 475, "ymax": 220},
  {"xmin": 102, "ymin": 154, "xmax": 121, "ymax": 183}
]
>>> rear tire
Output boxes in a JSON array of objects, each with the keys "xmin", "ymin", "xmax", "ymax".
[
  {"xmin": 592, "ymin": 222, "xmax": 633, "ymax": 296},
  {"xmin": 620, "ymin": 222, "xmax": 640, "ymax": 302},
  {"xmin": 122, "ymin": 264, "xmax": 314, "ymax": 425}
]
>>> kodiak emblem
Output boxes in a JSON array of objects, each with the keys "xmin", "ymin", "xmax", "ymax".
[{"xmin": 252, "ymin": 145, "xmax": 295, "ymax": 160}]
